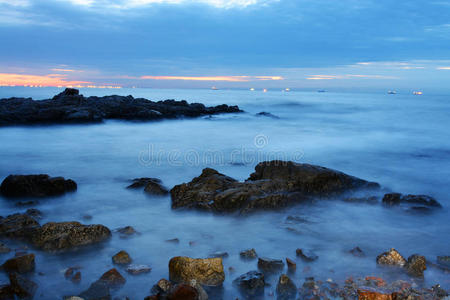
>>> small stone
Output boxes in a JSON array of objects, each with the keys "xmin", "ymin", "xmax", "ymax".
[
  {"xmin": 257, "ymin": 257, "xmax": 285, "ymax": 273},
  {"xmin": 349, "ymin": 246, "xmax": 365, "ymax": 257},
  {"xmin": 208, "ymin": 251, "xmax": 228, "ymax": 258},
  {"xmin": 276, "ymin": 274, "xmax": 297, "ymax": 300},
  {"xmin": 166, "ymin": 238, "xmax": 180, "ymax": 244},
  {"xmin": 296, "ymin": 249, "xmax": 318, "ymax": 262},
  {"xmin": 112, "ymin": 250, "xmax": 132, "ymax": 265},
  {"xmin": 9, "ymin": 272, "xmax": 38, "ymax": 299},
  {"xmin": 376, "ymin": 248, "xmax": 406, "ymax": 266},
  {"xmin": 2, "ymin": 253, "xmax": 35, "ymax": 273},
  {"xmin": 286, "ymin": 258, "xmax": 296, "ymax": 271},
  {"xmin": 240, "ymin": 248, "xmax": 257, "ymax": 259},
  {"xmin": 151, "ymin": 278, "xmax": 172, "ymax": 294},
  {"xmin": 99, "ymin": 268, "xmax": 126, "ymax": 288},
  {"xmin": 405, "ymin": 254, "xmax": 426, "ymax": 277},
  {"xmin": 233, "ymin": 271, "xmax": 265, "ymax": 298},
  {"xmin": 126, "ymin": 264, "xmax": 151, "ymax": 275},
  {"xmin": 72, "ymin": 272, "xmax": 81, "ymax": 283}
]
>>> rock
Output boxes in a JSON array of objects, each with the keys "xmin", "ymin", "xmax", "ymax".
[
  {"xmin": 405, "ymin": 255, "xmax": 426, "ymax": 277},
  {"xmin": 0, "ymin": 284, "xmax": 14, "ymax": 299},
  {"xmin": 1, "ymin": 254, "xmax": 35, "ymax": 273},
  {"xmin": 169, "ymin": 256, "xmax": 225, "ymax": 286},
  {"xmin": 0, "ymin": 213, "xmax": 40, "ymax": 239},
  {"xmin": 166, "ymin": 284, "xmax": 199, "ymax": 300},
  {"xmin": 115, "ymin": 226, "xmax": 137, "ymax": 237},
  {"xmin": 112, "ymin": 251, "xmax": 132, "ymax": 265},
  {"xmin": 437, "ymin": 256, "xmax": 450, "ymax": 268},
  {"xmin": 208, "ymin": 252, "xmax": 228, "ymax": 259},
  {"xmin": 0, "ymin": 89, "xmax": 242, "ymax": 126},
  {"xmin": 151, "ymin": 278, "xmax": 172, "ymax": 294},
  {"xmin": 9, "ymin": 272, "xmax": 38, "ymax": 299},
  {"xmin": 382, "ymin": 193, "xmax": 441, "ymax": 208},
  {"xmin": 376, "ymin": 249, "xmax": 406, "ymax": 267},
  {"xmin": 170, "ymin": 161, "xmax": 379, "ymax": 213},
  {"xmin": 257, "ymin": 257, "xmax": 285, "ymax": 273},
  {"xmin": 25, "ymin": 209, "xmax": 42, "ymax": 219},
  {"xmin": 276, "ymin": 274, "xmax": 297, "ymax": 300},
  {"xmin": 296, "ymin": 249, "xmax": 318, "ymax": 262},
  {"xmin": 127, "ymin": 178, "xmax": 169, "ymax": 195},
  {"xmin": 256, "ymin": 112, "xmax": 280, "ymax": 119},
  {"xmin": 79, "ymin": 280, "xmax": 111, "ymax": 300},
  {"xmin": 31, "ymin": 221, "xmax": 111, "ymax": 251},
  {"xmin": 98, "ymin": 268, "xmax": 126, "ymax": 288},
  {"xmin": 64, "ymin": 267, "xmax": 81, "ymax": 279},
  {"xmin": 240, "ymin": 248, "xmax": 257, "ymax": 259},
  {"xmin": 0, "ymin": 174, "xmax": 77, "ymax": 198},
  {"xmin": 357, "ymin": 288, "xmax": 393, "ymax": 300},
  {"xmin": 166, "ymin": 238, "xmax": 180, "ymax": 244},
  {"xmin": 286, "ymin": 258, "xmax": 296, "ymax": 271},
  {"xmin": 125, "ymin": 264, "xmax": 151, "ymax": 275},
  {"xmin": 0, "ymin": 243, "xmax": 11, "ymax": 254},
  {"xmin": 72, "ymin": 271, "xmax": 81, "ymax": 283},
  {"xmin": 233, "ymin": 271, "xmax": 265, "ymax": 299},
  {"xmin": 349, "ymin": 246, "xmax": 365, "ymax": 257}
]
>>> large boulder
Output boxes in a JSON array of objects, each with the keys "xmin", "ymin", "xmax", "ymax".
[
  {"xmin": 0, "ymin": 174, "xmax": 77, "ymax": 198},
  {"xmin": 171, "ymin": 161, "xmax": 379, "ymax": 213},
  {"xmin": 31, "ymin": 221, "xmax": 111, "ymax": 251},
  {"xmin": 1, "ymin": 254, "xmax": 35, "ymax": 274},
  {"xmin": 168, "ymin": 256, "xmax": 225, "ymax": 286},
  {"xmin": 9, "ymin": 272, "xmax": 37, "ymax": 299},
  {"xmin": 405, "ymin": 255, "xmax": 426, "ymax": 277}
]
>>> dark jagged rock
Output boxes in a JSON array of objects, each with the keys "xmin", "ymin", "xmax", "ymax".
[
  {"xmin": 349, "ymin": 246, "xmax": 365, "ymax": 257},
  {"xmin": 276, "ymin": 274, "xmax": 297, "ymax": 300},
  {"xmin": 256, "ymin": 111, "xmax": 280, "ymax": 119},
  {"xmin": 233, "ymin": 271, "xmax": 265, "ymax": 299},
  {"xmin": 169, "ymin": 256, "xmax": 225, "ymax": 286},
  {"xmin": 31, "ymin": 221, "xmax": 111, "ymax": 251},
  {"xmin": 0, "ymin": 243, "xmax": 11, "ymax": 254},
  {"xmin": 127, "ymin": 178, "xmax": 169, "ymax": 195},
  {"xmin": 150, "ymin": 278, "xmax": 172, "ymax": 295},
  {"xmin": 99, "ymin": 268, "xmax": 126, "ymax": 288},
  {"xmin": 376, "ymin": 249, "xmax": 406, "ymax": 267},
  {"xmin": 257, "ymin": 257, "xmax": 285, "ymax": 273},
  {"xmin": 0, "ymin": 284, "xmax": 14, "ymax": 299},
  {"xmin": 382, "ymin": 193, "xmax": 441, "ymax": 208},
  {"xmin": 0, "ymin": 88, "xmax": 242, "ymax": 126},
  {"xmin": 9, "ymin": 272, "xmax": 37, "ymax": 299},
  {"xmin": 240, "ymin": 248, "xmax": 258, "ymax": 259},
  {"xmin": 0, "ymin": 213, "xmax": 40, "ymax": 239},
  {"xmin": 405, "ymin": 255, "xmax": 426, "ymax": 277},
  {"xmin": 1, "ymin": 254, "xmax": 35, "ymax": 274},
  {"xmin": 296, "ymin": 249, "xmax": 318, "ymax": 262},
  {"xmin": 171, "ymin": 161, "xmax": 379, "ymax": 213},
  {"xmin": 79, "ymin": 280, "xmax": 111, "ymax": 300},
  {"xmin": 0, "ymin": 174, "xmax": 77, "ymax": 198}
]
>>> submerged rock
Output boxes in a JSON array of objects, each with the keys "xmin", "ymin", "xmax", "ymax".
[
  {"xmin": 256, "ymin": 112, "xmax": 280, "ymax": 119},
  {"xmin": 0, "ymin": 213, "xmax": 40, "ymax": 239},
  {"xmin": 286, "ymin": 258, "xmax": 296, "ymax": 271},
  {"xmin": 79, "ymin": 280, "xmax": 111, "ymax": 300},
  {"xmin": 0, "ymin": 88, "xmax": 242, "ymax": 126},
  {"xmin": 31, "ymin": 221, "xmax": 111, "ymax": 251},
  {"xmin": 276, "ymin": 274, "xmax": 297, "ymax": 300},
  {"xmin": 127, "ymin": 178, "xmax": 169, "ymax": 195},
  {"xmin": 376, "ymin": 249, "xmax": 406, "ymax": 267},
  {"xmin": 382, "ymin": 193, "xmax": 441, "ymax": 208},
  {"xmin": 405, "ymin": 255, "xmax": 426, "ymax": 277},
  {"xmin": 9, "ymin": 272, "xmax": 38, "ymax": 299},
  {"xmin": 169, "ymin": 256, "xmax": 225, "ymax": 286},
  {"xmin": 233, "ymin": 271, "xmax": 265, "ymax": 299},
  {"xmin": 437, "ymin": 256, "xmax": 450, "ymax": 268},
  {"xmin": 99, "ymin": 268, "xmax": 126, "ymax": 288},
  {"xmin": 171, "ymin": 161, "xmax": 379, "ymax": 213},
  {"xmin": 112, "ymin": 250, "xmax": 132, "ymax": 265},
  {"xmin": 240, "ymin": 248, "xmax": 257, "ymax": 259},
  {"xmin": 125, "ymin": 264, "xmax": 151, "ymax": 275},
  {"xmin": 1, "ymin": 254, "xmax": 35, "ymax": 274},
  {"xmin": 296, "ymin": 249, "xmax": 318, "ymax": 262},
  {"xmin": 349, "ymin": 246, "xmax": 365, "ymax": 257},
  {"xmin": 0, "ymin": 174, "xmax": 77, "ymax": 198},
  {"xmin": 257, "ymin": 257, "xmax": 285, "ymax": 273}
]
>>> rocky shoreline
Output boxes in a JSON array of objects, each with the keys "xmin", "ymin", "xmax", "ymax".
[
  {"xmin": 0, "ymin": 88, "xmax": 242, "ymax": 126},
  {"xmin": 0, "ymin": 161, "xmax": 448, "ymax": 299}
]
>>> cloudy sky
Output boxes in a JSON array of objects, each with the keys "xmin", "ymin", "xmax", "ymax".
[{"xmin": 0, "ymin": 0, "xmax": 450, "ymax": 90}]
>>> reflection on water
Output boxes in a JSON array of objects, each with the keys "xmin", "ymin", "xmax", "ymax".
[{"xmin": 0, "ymin": 87, "xmax": 449, "ymax": 298}]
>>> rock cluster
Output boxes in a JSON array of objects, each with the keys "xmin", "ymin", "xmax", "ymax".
[{"xmin": 376, "ymin": 248, "xmax": 427, "ymax": 277}]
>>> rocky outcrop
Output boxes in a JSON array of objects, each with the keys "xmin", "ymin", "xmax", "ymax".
[
  {"xmin": 376, "ymin": 249, "xmax": 406, "ymax": 267},
  {"xmin": 127, "ymin": 178, "xmax": 169, "ymax": 195},
  {"xmin": 382, "ymin": 193, "xmax": 441, "ymax": 208},
  {"xmin": 168, "ymin": 256, "xmax": 225, "ymax": 286},
  {"xmin": 171, "ymin": 161, "xmax": 379, "ymax": 213},
  {"xmin": 0, "ymin": 88, "xmax": 242, "ymax": 126},
  {"xmin": 0, "ymin": 174, "xmax": 77, "ymax": 198},
  {"xmin": 233, "ymin": 271, "xmax": 265, "ymax": 299},
  {"xmin": 257, "ymin": 257, "xmax": 284, "ymax": 273},
  {"xmin": 405, "ymin": 255, "xmax": 426, "ymax": 277},
  {"xmin": 1, "ymin": 254, "xmax": 35, "ymax": 274}
]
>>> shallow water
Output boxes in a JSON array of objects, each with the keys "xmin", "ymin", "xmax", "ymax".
[{"xmin": 0, "ymin": 87, "xmax": 449, "ymax": 299}]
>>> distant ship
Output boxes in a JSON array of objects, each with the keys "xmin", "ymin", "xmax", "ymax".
[
  {"xmin": 388, "ymin": 90, "xmax": 397, "ymax": 94},
  {"xmin": 317, "ymin": 90, "xmax": 327, "ymax": 93},
  {"xmin": 211, "ymin": 86, "xmax": 219, "ymax": 90},
  {"xmin": 285, "ymin": 88, "xmax": 290, "ymax": 92},
  {"xmin": 263, "ymin": 88, "xmax": 268, "ymax": 93},
  {"xmin": 250, "ymin": 88, "xmax": 255, "ymax": 91},
  {"xmin": 413, "ymin": 91, "xmax": 423, "ymax": 95}
]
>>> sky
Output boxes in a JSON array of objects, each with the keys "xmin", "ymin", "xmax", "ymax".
[{"xmin": 0, "ymin": 0, "xmax": 450, "ymax": 90}]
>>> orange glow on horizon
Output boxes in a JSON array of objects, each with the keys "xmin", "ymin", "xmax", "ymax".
[
  {"xmin": 140, "ymin": 75, "xmax": 284, "ymax": 82},
  {"xmin": 0, "ymin": 73, "xmax": 91, "ymax": 87}
]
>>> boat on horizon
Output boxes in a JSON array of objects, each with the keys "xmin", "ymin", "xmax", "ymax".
[
  {"xmin": 317, "ymin": 89, "xmax": 327, "ymax": 93},
  {"xmin": 413, "ymin": 91, "xmax": 423, "ymax": 95},
  {"xmin": 211, "ymin": 86, "xmax": 219, "ymax": 90}
]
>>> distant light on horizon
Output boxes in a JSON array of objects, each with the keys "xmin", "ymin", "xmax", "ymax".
[{"xmin": 140, "ymin": 75, "xmax": 284, "ymax": 82}]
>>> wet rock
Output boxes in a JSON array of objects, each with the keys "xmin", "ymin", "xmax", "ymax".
[
  {"xmin": 166, "ymin": 284, "xmax": 199, "ymax": 300},
  {"xmin": 240, "ymin": 248, "xmax": 257, "ymax": 259},
  {"xmin": 286, "ymin": 258, "xmax": 296, "ymax": 271},
  {"xmin": 24, "ymin": 209, "xmax": 42, "ymax": 219},
  {"xmin": 0, "ymin": 89, "xmax": 242, "ymax": 126},
  {"xmin": 257, "ymin": 257, "xmax": 285, "ymax": 273},
  {"xmin": 382, "ymin": 193, "xmax": 441, "ymax": 208},
  {"xmin": 9, "ymin": 272, "xmax": 38, "ymax": 299},
  {"xmin": 72, "ymin": 271, "xmax": 81, "ymax": 283},
  {"xmin": 125, "ymin": 264, "xmax": 151, "ymax": 275},
  {"xmin": 1, "ymin": 254, "xmax": 35, "ymax": 273},
  {"xmin": 0, "ymin": 213, "xmax": 40, "ymax": 239},
  {"xmin": 357, "ymin": 287, "xmax": 393, "ymax": 300},
  {"xmin": 64, "ymin": 267, "xmax": 81, "ymax": 279},
  {"xmin": 256, "ymin": 112, "xmax": 280, "ymax": 119},
  {"xmin": 15, "ymin": 201, "xmax": 38, "ymax": 207},
  {"xmin": 171, "ymin": 161, "xmax": 379, "ymax": 213},
  {"xmin": 349, "ymin": 246, "xmax": 365, "ymax": 257},
  {"xmin": 169, "ymin": 256, "xmax": 225, "ymax": 286},
  {"xmin": 233, "ymin": 271, "xmax": 265, "ymax": 299},
  {"xmin": 376, "ymin": 249, "xmax": 406, "ymax": 267},
  {"xmin": 405, "ymin": 255, "xmax": 426, "ymax": 277},
  {"xmin": 0, "ymin": 174, "xmax": 77, "ymax": 198},
  {"xmin": 166, "ymin": 238, "xmax": 180, "ymax": 244},
  {"xmin": 437, "ymin": 256, "xmax": 450, "ymax": 268},
  {"xmin": 0, "ymin": 284, "xmax": 14, "ymax": 299},
  {"xmin": 127, "ymin": 178, "xmax": 169, "ymax": 195},
  {"xmin": 99, "ymin": 268, "xmax": 126, "ymax": 288},
  {"xmin": 285, "ymin": 215, "xmax": 311, "ymax": 224},
  {"xmin": 79, "ymin": 280, "xmax": 111, "ymax": 300},
  {"xmin": 151, "ymin": 278, "xmax": 172, "ymax": 294},
  {"xmin": 296, "ymin": 249, "xmax": 318, "ymax": 262},
  {"xmin": 31, "ymin": 221, "xmax": 111, "ymax": 251},
  {"xmin": 0, "ymin": 243, "xmax": 11, "ymax": 254},
  {"xmin": 208, "ymin": 252, "xmax": 228, "ymax": 259},
  {"xmin": 112, "ymin": 251, "xmax": 132, "ymax": 265},
  {"xmin": 115, "ymin": 226, "xmax": 137, "ymax": 238},
  {"xmin": 276, "ymin": 274, "xmax": 297, "ymax": 300}
]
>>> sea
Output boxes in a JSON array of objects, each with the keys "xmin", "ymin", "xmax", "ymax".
[{"xmin": 0, "ymin": 87, "xmax": 449, "ymax": 298}]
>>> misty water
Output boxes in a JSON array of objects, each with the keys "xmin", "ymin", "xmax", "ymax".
[{"xmin": 0, "ymin": 87, "xmax": 449, "ymax": 299}]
